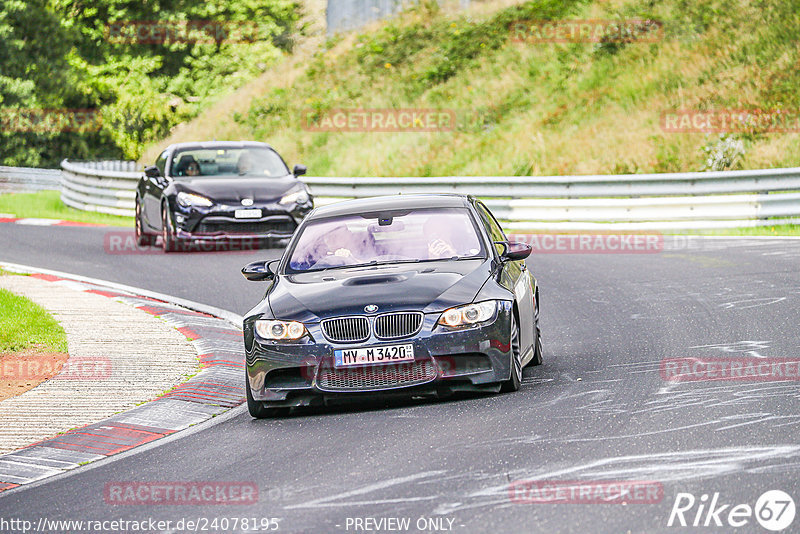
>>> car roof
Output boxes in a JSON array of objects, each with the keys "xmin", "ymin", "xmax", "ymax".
[
  {"xmin": 309, "ymin": 194, "xmax": 473, "ymax": 219},
  {"xmin": 166, "ymin": 141, "xmax": 276, "ymax": 152}
]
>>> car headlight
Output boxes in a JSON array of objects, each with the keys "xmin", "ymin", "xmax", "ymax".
[
  {"xmin": 255, "ymin": 319, "xmax": 307, "ymax": 340},
  {"xmin": 176, "ymin": 191, "xmax": 213, "ymax": 208},
  {"xmin": 279, "ymin": 186, "xmax": 310, "ymax": 206},
  {"xmin": 438, "ymin": 301, "xmax": 498, "ymax": 328}
]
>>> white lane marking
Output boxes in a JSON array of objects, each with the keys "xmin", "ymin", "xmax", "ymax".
[
  {"xmin": 715, "ymin": 415, "xmax": 800, "ymax": 432},
  {"xmin": 719, "ymin": 297, "xmax": 787, "ymax": 310},
  {"xmin": 285, "ymin": 470, "xmax": 445, "ymax": 509},
  {"xmin": 689, "ymin": 340, "xmax": 771, "ymax": 358},
  {"xmin": 433, "ymin": 445, "xmax": 800, "ymax": 515},
  {"xmin": 14, "ymin": 218, "xmax": 62, "ymax": 226}
]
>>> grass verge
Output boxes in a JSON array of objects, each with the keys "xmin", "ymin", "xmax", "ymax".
[
  {"xmin": 0, "ymin": 287, "xmax": 67, "ymax": 354},
  {"xmin": 680, "ymin": 224, "xmax": 800, "ymax": 237},
  {"xmin": 145, "ymin": 0, "xmax": 800, "ymax": 176},
  {"xmin": 0, "ymin": 191, "xmax": 133, "ymax": 227}
]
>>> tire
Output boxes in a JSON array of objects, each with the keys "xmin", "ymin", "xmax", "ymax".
[
  {"xmin": 528, "ymin": 322, "xmax": 543, "ymax": 367},
  {"xmin": 501, "ymin": 317, "xmax": 522, "ymax": 393},
  {"xmin": 161, "ymin": 204, "xmax": 178, "ymax": 253},
  {"xmin": 245, "ymin": 376, "xmax": 290, "ymax": 419},
  {"xmin": 135, "ymin": 198, "xmax": 155, "ymax": 247}
]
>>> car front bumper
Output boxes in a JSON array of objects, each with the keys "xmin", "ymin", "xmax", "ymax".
[
  {"xmin": 244, "ymin": 302, "xmax": 514, "ymax": 407},
  {"xmin": 172, "ymin": 200, "xmax": 313, "ymax": 241}
]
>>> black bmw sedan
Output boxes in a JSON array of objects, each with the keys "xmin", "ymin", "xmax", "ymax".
[
  {"xmin": 135, "ymin": 141, "xmax": 313, "ymax": 252},
  {"xmin": 241, "ymin": 194, "xmax": 542, "ymax": 418}
]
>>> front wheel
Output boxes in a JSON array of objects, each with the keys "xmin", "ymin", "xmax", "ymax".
[
  {"xmin": 161, "ymin": 204, "xmax": 178, "ymax": 253},
  {"xmin": 501, "ymin": 318, "xmax": 522, "ymax": 392},
  {"xmin": 245, "ymin": 376, "xmax": 290, "ymax": 419}
]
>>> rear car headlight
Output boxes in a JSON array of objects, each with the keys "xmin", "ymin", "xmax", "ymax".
[
  {"xmin": 255, "ymin": 319, "xmax": 308, "ymax": 340},
  {"xmin": 279, "ymin": 186, "xmax": 310, "ymax": 206},
  {"xmin": 176, "ymin": 191, "xmax": 213, "ymax": 208},
  {"xmin": 438, "ymin": 301, "xmax": 498, "ymax": 328}
]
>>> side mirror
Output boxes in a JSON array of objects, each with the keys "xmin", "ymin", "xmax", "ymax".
[
  {"xmin": 496, "ymin": 241, "xmax": 532, "ymax": 262},
  {"xmin": 144, "ymin": 165, "xmax": 161, "ymax": 178},
  {"xmin": 293, "ymin": 164, "xmax": 307, "ymax": 176},
  {"xmin": 242, "ymin": 259, "xmax": 279, "ymax": 281}
]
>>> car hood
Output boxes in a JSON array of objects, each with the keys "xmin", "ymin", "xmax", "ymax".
[
  {"xmin": 266, "ymin": 259, "xmax": 493, "ymax": 322},
  {"xmin": 176, "ymin": 176, "xmax": 298, "ymax": 204}
]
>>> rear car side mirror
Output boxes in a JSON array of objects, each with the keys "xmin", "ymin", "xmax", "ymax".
[
  {"xmin": 242, "ymin": 259, "xmax": 279, "ymax": 281},
  {"xmin": 496, "ymin": 241, "xmax": 532, "ymax": 262},
  {"xmin": 144, "ymin": 165, "xmax": 161, "ymax": 178},
  {"xmin": 293, "ymin": 164, "xmax": 307, "ymax": 176}
]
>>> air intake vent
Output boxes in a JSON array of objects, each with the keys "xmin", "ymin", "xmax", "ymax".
[
  {"xmin": 321, "ymin": 317, "xmax": 370, "ymax": 343},
  {"xmin": 374, "ymin": 312, "xmax": 423, "ymax": 340},
  {"xmin": 317, "ymin": 360, "xmax": 436, "ymax": 391}
]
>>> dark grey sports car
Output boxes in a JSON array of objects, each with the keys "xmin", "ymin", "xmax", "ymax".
[
  {"xmin": 241, "ymin": 194, "xmax": 542, "ymax": 418},
  {"xmin": 135, "ymin": 141, "xmax": 313, "ymax": 252}
]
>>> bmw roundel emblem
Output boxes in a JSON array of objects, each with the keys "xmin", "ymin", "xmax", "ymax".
[
  {"xmin": 241, "ymin": 198, "xmax": 254, "ymax": 206},
  {"xmin": 365, "ymin": 304, "xmax": 379, "ymax": 313}
]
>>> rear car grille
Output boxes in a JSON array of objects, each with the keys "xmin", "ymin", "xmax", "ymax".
[
  {"xmin": 374, "ymin": 312, "xmax": 423, "ymax": 339},
  {"xmin": 317, "ymin": 360, "xmax": 437, "ymax": 391},
  {"xmin": 194, "ymin": 217, "xmax": 295, "ymax": 235},
  {"xmin": 321, "ymin": 317, "xmax": 370, "ymax": 343}
]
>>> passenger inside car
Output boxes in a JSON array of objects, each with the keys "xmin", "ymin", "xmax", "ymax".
[
  {"xmin": 237, "ymin": 152, "xmax": 253, "ymax": 175},
  {"xmin": 424, "ymin": 216, "xmax": 458, "ymax": 259}
]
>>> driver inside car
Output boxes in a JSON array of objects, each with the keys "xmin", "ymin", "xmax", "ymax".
[{"xmin": 324, "ymin": 225, "xmax": 360, "ymax": 258}]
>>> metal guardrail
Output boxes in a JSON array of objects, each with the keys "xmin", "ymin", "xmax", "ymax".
[
  {"xmin": 303, "ymin": 170, "xmax": 800, "ymax": 230},
  {"xmin": 58, "ymin": 160, "xmax": 800, "ymax": 229},
  {"xmin": 0, "ymin": 166, "xmax": 61, "ymax": 193},
  {"xmin": 60, "ymin": 160, "xmax": 141, "ymax": 217}
]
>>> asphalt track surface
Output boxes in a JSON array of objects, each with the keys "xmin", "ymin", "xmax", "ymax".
[{"xmin": 1, "ymin": 223, "xmax": 800, "ymax": 533}]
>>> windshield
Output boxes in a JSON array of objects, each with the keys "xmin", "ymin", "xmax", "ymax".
[
  {"xmin": 171, "ymin": 147, "xmax": 289, "ymax": 178},
  {"xmin": 286, "ymin": 208, "xmax": 485, "ymax": 272}
]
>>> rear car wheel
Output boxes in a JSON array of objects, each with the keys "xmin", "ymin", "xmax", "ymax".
[
  {"xmin": 161, "ymin": 204, "xmax": 178, "ymax": 253},
  {"xmin": 527, "ymin": 321, "xmax": 543, "ymax": 367},
  {"xmin": 501, "ymin": 317, "xmax": 522, "ymax": 392},
  {"xmin": 135, "ymin": 197, "xmax": 155, "ymax": 247},
  {"xmin": 246, "ymin": 377, "xmax": 290, "ymax": 419}
]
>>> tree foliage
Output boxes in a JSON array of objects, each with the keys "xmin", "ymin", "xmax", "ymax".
[{"xmin": 0, "ymin": 0, "xmax": 300, "ymax": 166}]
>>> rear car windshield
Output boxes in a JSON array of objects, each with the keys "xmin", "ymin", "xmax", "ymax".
[
  {"xmin": 171, "ymin": 147, "xmax": 289, "ymax": 178},
  {"xmin": 286, "ymin": 207, "xmax": 486, "ymax": 272}
]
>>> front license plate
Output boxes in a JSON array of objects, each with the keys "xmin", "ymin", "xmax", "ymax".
[
  {"xmin": 334, "ymin": 344, "xmax": 414, "ymax": 367},
  {"xmin": 234, "ymin": 209, "xmax": 262, "ymax": 219}
]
